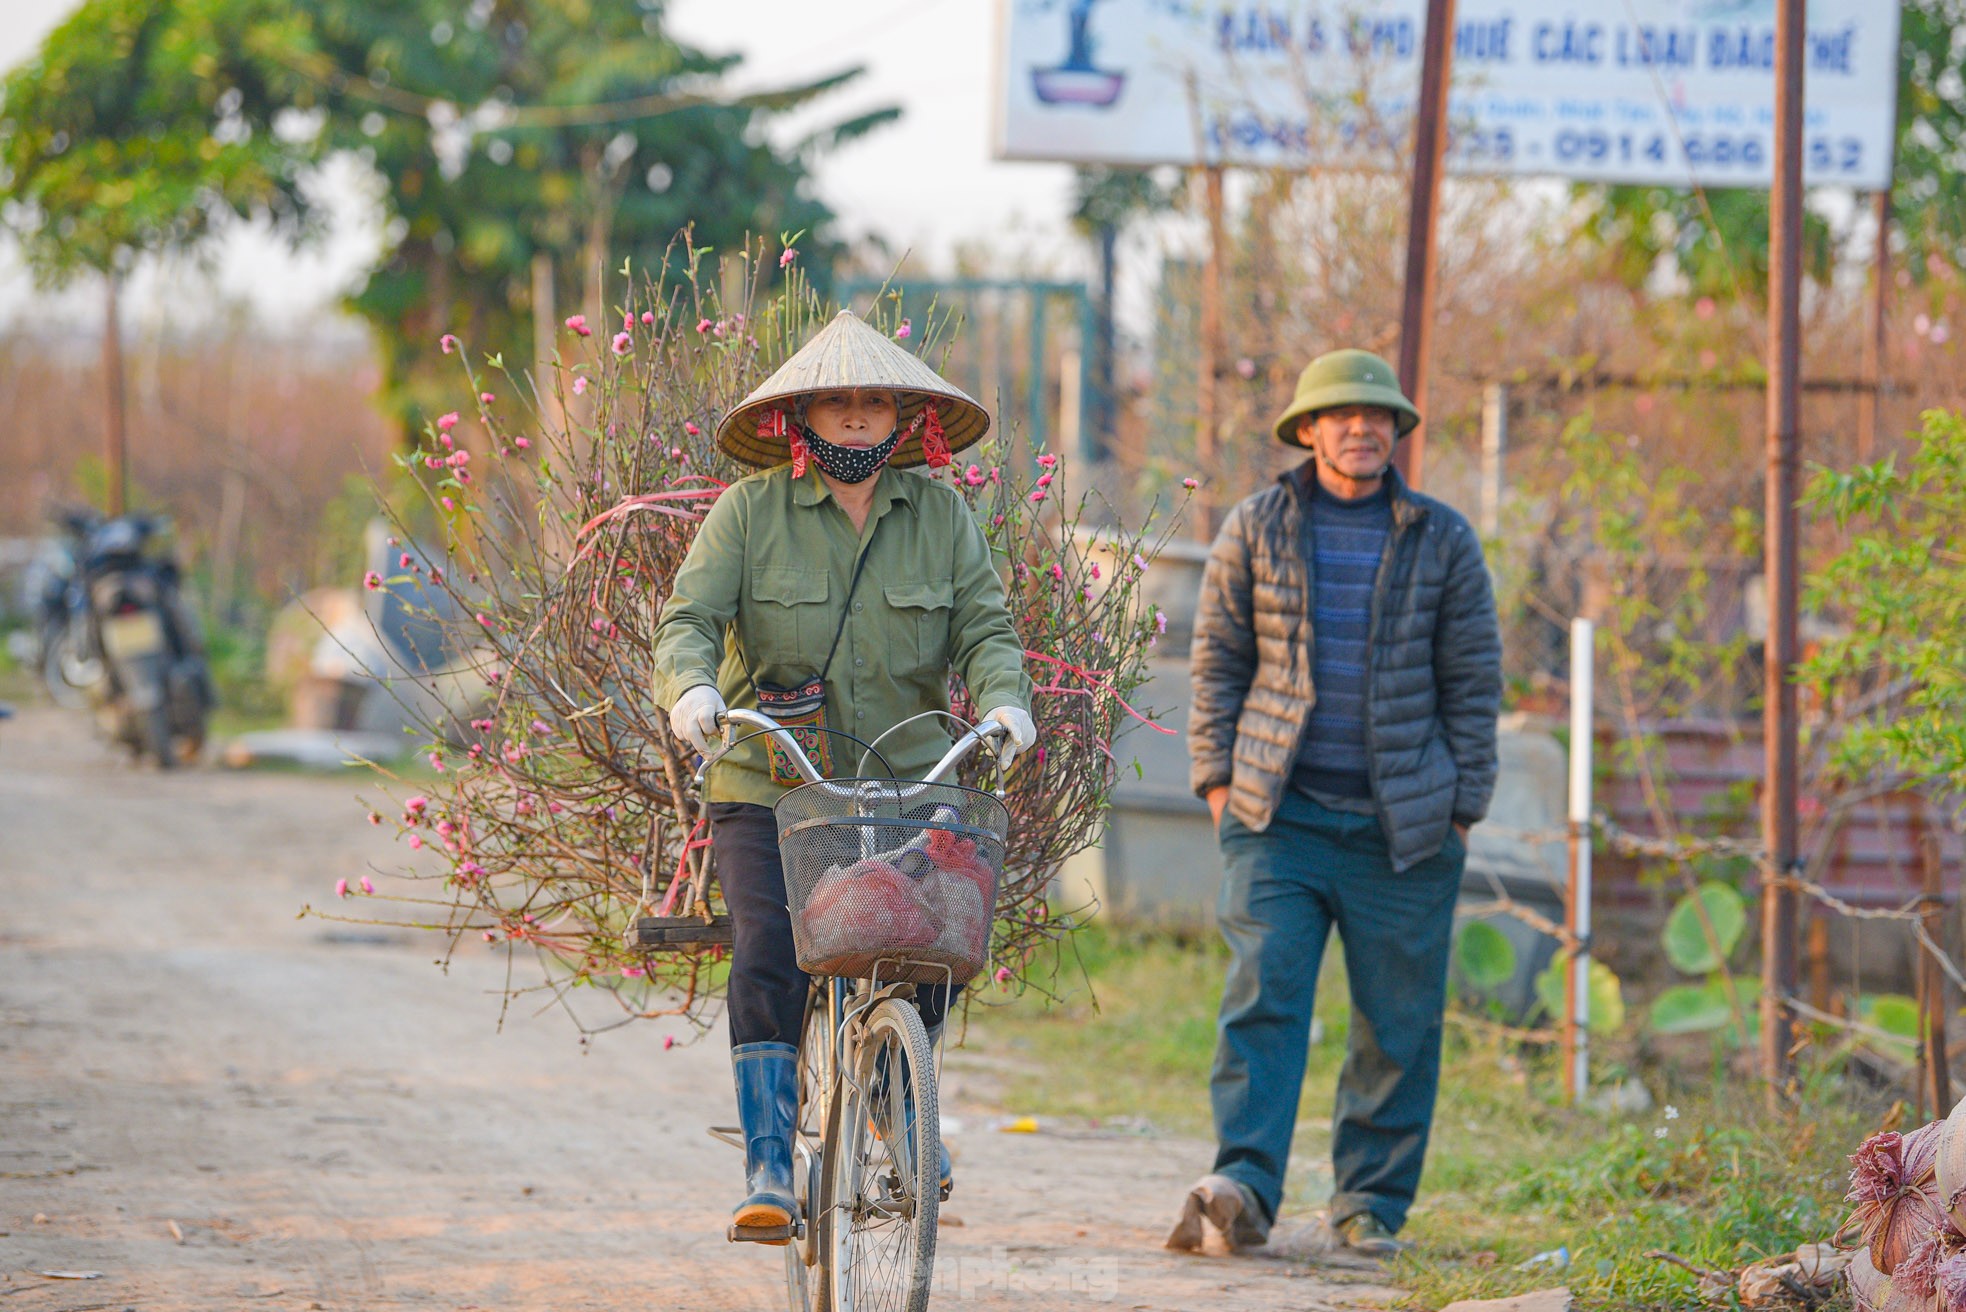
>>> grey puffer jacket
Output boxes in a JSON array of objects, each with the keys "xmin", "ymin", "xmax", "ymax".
[{"xmin": 1188, "ymin": 462, "xmax": 1501, "ymax": 872}]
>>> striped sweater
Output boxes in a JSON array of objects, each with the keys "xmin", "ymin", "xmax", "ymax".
[{"xmin": 1292, "ymin": 475, "xmax": 1392, "ymax": 803}]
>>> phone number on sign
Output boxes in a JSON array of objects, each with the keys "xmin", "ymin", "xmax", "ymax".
[
  {"xmin": 1540, "ymin": 129, "xmax": 1866, "ymax": 176},
  {"xmin": 1206, "ymin": 113, "xmax": 1867, "ymax": 178}
]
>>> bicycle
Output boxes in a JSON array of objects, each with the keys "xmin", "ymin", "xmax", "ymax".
[{"xmin": 645, "ymin": 706, "xmax": 1010, "ymax": 1312}]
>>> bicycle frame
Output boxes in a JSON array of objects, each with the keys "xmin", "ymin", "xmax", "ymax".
[{"xmin": 699, "ymin": 707, "xmax": 999, "ymax": 1311}]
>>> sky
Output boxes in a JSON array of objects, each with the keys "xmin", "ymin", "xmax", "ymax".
[{"xmin": 0, "ymin": 0, "xmax": 1085, "ymax": 332}]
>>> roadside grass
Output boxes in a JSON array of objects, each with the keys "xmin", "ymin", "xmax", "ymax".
[{"xmin": 964, "ymin": 923, "xmax": 1884, "ymax": 1312}]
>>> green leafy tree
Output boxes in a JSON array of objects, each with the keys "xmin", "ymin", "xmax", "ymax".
[
  {"xmin": 287, "ymin": 0, "xmax": 897, "ymax": 440},
  {"xmin": 0, "ymin": 0, "xmax": 317, "ymax": 511},
  {"xmin": 1573, "ymin": 1, "xmax": 1966, "ymax": 298},
  {"xmin": 1801, "ymin": 408, "xmax": 1966, "ymax": 800}
]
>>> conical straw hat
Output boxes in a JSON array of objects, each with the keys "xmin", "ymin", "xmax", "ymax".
[{"xmin": 717, "ymin": 310, "xmax": 991, "ymax": 469}]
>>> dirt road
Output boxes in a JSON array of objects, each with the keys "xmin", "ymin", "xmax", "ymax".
[{"xmin": 0, "ymin": 706, "xmax": 1396, "ymax": 1311}]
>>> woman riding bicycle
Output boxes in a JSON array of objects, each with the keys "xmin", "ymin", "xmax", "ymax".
[{"xmin": 651, "ymin": 310, "xmax": 1036, "ymax": 1243}]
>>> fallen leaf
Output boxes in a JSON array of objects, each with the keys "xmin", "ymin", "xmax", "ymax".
[{"xmin": 36, "ymin": 1270, "xmax": 104, "ymax": 1280}]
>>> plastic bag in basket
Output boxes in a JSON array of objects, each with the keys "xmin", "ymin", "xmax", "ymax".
[
  {"xmin": 920, "ymin": 867, "xmax": 988, "ymax": 958},
  {"xmin": 800, "ymin": 858, "xmax": 940, "ymax": 963},
  {"xmin": 922, "ymin": 827, "xmax": 995, "ymax": 905}
]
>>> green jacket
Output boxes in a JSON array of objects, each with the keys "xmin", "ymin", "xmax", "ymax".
[{"xmin": 651, "ymin": 462, "xmax": 1031, "ymax": 805}]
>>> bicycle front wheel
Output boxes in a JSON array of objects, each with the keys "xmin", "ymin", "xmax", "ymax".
[
  {"xmin": 787, "ymin": 985, "xmax": 830, "ymax": 1312},
  {"xmin": 822, "ymin": 997, "xmax": 939, "ymax": 1312}
]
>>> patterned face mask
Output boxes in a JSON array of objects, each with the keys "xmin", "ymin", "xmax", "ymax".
[{"xmin": 801, "ymin": 424, "xmax": 900, "ymax": 484}]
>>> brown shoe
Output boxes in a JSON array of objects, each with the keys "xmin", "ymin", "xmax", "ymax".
[
  {"xmin": 1338, "ymin": 1212, "xmax": 1411, "ymax": 1258},
  {"xmin": 1164, "ymin": 1174, "xmax": 1270, "ymax": 1252}
]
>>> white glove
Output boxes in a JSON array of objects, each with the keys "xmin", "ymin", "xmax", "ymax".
[
  {"xmin": 981, "ymin": 705, "xmax": 1038, "ymax": 773},
  {"xmin": 668, "ymin": 684, "xmax": 726, "ymax": 757}
]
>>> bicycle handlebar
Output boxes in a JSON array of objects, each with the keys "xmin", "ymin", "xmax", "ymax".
[{"xmin": 690, "ymin": 707, "xmax": 1009, "ymax": 793}]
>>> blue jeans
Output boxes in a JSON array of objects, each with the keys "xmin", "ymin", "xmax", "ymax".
[{"xmin": 1209, "ymin": 790, "xmax": 1464, "ymax": 1234}]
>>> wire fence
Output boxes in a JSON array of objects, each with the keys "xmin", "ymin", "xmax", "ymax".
[{"xmin": 1455, "ymin": 807, "xmax": 1964, "ymax": 1076}]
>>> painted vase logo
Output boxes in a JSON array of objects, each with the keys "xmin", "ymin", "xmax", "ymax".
[{"xmin": 1031, "ymin": 0, "xmax": 1126, "ymax": 107}]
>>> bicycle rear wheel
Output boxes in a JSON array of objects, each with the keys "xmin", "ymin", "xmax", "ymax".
[{"xmin": 821, "ymin": 997, "xmax": 939, "ymax": 1312}]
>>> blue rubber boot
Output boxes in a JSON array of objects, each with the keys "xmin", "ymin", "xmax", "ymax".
[{"xmin": 730, "ymin": 1041, "xmax": 798, "ymax": 1243}]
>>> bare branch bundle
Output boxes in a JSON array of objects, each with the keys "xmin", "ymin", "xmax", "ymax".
[{"xmin": 313, "ymin": 235, "xmax": 1190, "ymax": 1035}]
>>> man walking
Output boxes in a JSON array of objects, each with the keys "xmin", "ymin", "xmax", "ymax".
[{"xmin": 1166, "ymin": 349, "xmax": 1501, "ymax": 1258}]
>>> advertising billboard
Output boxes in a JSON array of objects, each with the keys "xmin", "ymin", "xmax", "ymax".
[{"xmin": 996, "ymin": 0, "xmax": 1901, "ymax": 189}]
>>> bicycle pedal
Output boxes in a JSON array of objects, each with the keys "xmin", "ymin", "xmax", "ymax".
[{"xmin": 727, "ymin": 1221, "xmax": 799, "ymax": 1245}]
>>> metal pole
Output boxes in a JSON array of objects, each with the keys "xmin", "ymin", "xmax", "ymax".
[
  {"xmin": 102, "ymin": 269, "xmax": 128, "ymax": 517},
  {"xmin": 1027, "ymin": 290, "xmax": 1046, "ymax": 455},
  {"xmin": 1920, "ymin": 817, "xmax": 1951, "ymax": 1115},
  {"xmin": 1760, "ymin": 0, "xmax": 1804, "ymax": 1099},
  {"xmin": 531, "ymin": 251, "xmax": 558, "ymax": 431},
  {"xmin": 1393, "ymin": 0, "xmax": 1458, "ymax": 492},
  {"xmin": 1059, "ymin": 347, "xmax": 1083, "ymax": 463},
  {"xmin": 1197, "ymin": 164, "xmax": 1227, "ymax": 541},
  {"xmin": 1479, "ymin": 382, "xmax": 1507, "ymax": 538},
  {"xmin": 1859, "ymin": 189, "xmax": 1891, "ymax": 462},
  {"xmin": 1565, "ymin": 617, "xmax": 1595, "ymax": 1105},
  {"xmin": 1079, "ymin": 286, "xmax": 1100, "ymax": 465}
]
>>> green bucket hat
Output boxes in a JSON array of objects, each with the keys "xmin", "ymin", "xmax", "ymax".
[{"xmin": 1271, "ymin": 348, "xmax": 1421, "ymax": 447}]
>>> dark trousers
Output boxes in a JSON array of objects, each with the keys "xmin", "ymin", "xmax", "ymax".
[
  {"xmin": 1209, "ymin": 790, "xmax": 1463, "ymax": 1234},
  {"xmin": 710, "ymin": 802, "xmax": 957, "ymax": 1047}
]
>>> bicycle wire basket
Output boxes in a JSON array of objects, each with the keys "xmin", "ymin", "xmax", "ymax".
[{"xmin": 774, "ymin": 777, "xmax": 1010, "ymax": 985}]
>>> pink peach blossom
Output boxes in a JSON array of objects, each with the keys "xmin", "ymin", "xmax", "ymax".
[
  {"xmin": 611, "ymin": 332, "xmax": 632, "ymax": 355},
  {"xmin": 359, "ymin": 876, "xmax": 374, "ymax": 895},
  {"xmin": 364, "ymin": 571, "xmax": 382, "ymax": 590},
  {"xmin": 335, "ymin": 878, "xmax": 349, "ymax": 897},
  {"xmin": 572, "ymin": 376, "xmax": 588, "ymax": 395},
  {"xmin": 779, "ymin": 247, "xmax": 798, "ymax": 268},
  {"xmin": 440, "ymin": 333, "xmax": 459, "ymax": 354},
  {"xmin": 437, "ymin": 412, "xmax": 458, "ymax": 432},
  {"xmin": 565, "ymin": 314, "xmax": 591, "ymax": 336}
]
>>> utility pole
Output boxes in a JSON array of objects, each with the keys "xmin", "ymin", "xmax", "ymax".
[
  {"xmin": 1196, "ymin": 164, "xmax": 1227, "ymax": 541},
  {"xmin": 102, "ymin": 270, "xmax": 128, "ymax": 517},
  {"xmin": 1393, "ymin": 0, "xmax": 1457, "ymax": 492},
  {"xmin": 1858, "ymin": 189, "xmax": 1891, "ymax": 461},
  {"xmin": 1760, "ymin": 0, "xmax": 1804, "ymax": 1100}
]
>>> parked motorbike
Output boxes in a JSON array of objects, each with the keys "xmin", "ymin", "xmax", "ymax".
[
  {"xmin": 24, "ymin": 509, "xmax": 103, "ymax": 711},
  {"xmin": 73, "ymin": 515, "xmax": 213, "ymax": 768}
]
